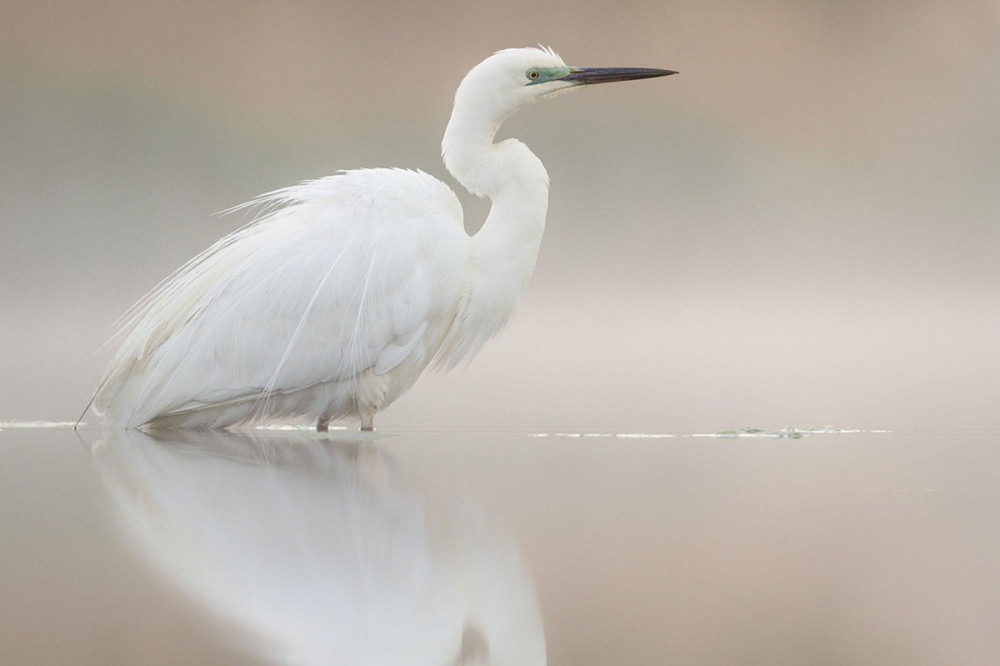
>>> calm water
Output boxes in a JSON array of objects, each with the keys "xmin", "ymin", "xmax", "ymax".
[{"xmin": 2, "ymin": 424, "xmax": 999, "ymax": 665}]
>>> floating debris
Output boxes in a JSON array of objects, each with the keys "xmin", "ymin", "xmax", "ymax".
[{"xmin": 703, "ymin": 426, "xmax": 866, "ymax": 439}]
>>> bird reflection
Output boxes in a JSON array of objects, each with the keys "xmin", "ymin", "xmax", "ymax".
[{"xmin": 88, "ymin": 429, "xmax": 545, "ymax": 665}]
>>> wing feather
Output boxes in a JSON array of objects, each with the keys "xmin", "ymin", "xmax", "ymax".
[{"xmin": 95, "ymin": 168, "xmax": 466, "ymax": 427}]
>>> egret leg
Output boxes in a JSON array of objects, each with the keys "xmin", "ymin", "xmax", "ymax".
[
  {"xmin": 317, "ymin": 417, "xmax": 330, "ymax": 432},
  {"xmin": 355, "ymin": 368, "xmax": 387, "ymax": 433}
]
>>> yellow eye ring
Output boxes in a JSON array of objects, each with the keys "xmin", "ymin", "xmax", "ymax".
[{"xmin": 527, "ymin": 69, "xmax": 540, "ymax": 81}]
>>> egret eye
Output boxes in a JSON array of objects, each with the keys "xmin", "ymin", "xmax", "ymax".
[{"xmin": 527, "ymin": 69, "xmax": 540, "ymax": 82}]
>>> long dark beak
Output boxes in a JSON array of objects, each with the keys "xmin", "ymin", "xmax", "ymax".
[{"xmin": 563, "ymin": 67, "xmax": 677, "ymax": 85}]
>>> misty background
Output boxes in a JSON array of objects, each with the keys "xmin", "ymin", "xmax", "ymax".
[{"xmin": 1, "ymin": 0, "xmax": 998, "ymax": 431}]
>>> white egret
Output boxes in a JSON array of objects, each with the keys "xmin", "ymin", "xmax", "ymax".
[{"xmin": 91, "ymin": 47, "xmax": 675, "ymax": 431}]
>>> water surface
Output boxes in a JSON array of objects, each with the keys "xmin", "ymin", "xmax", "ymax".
[{"xmin": 2, "ymin": 424, "xmax": 998, "ymax": 664}]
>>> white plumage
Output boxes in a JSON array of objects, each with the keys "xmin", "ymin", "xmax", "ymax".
[{"xmin": 92, "ymin": 47, "xmax": 674, "ymax": 430}]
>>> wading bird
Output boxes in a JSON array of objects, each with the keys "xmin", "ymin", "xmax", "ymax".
[{"xmin": 91, "ymin": 47, "xmax": 675, "ymax": 431}]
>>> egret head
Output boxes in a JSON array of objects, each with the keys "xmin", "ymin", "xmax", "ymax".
[
  {"xmin": 443, "ymin": 47, "xmax": 675, "ymax": 196},
  {"xmin": 453, "ymin": 46, "xmax": 676, "ymax": 124}
]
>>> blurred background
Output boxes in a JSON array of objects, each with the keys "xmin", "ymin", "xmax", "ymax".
[{"xmin": 1, "ymin": 0, "xmax": 998, "ymax": 432}]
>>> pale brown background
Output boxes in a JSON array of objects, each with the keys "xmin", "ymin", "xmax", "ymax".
[
  {"xmin": 1, "ymin": 0, "xmax": 998, "ymax": 431},
  {"xmin": 2, "ymin": 5, "xmax": 1000, "ymax": 663}
]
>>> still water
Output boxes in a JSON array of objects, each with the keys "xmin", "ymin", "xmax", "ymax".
[{"xmin": 2, "ymin": 424, "xmax": 999, "ymax": 665}]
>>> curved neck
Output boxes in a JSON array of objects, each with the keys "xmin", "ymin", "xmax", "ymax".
[
  {"xmin": 437, "ymin": 97, "xmax": 551, "ymax": 362},
  {"xmin": 442, "ymin": 99, "xmax": 548, "ymax": 198},
  {"xmin": 441, "ymin": 91, "xmax": 550, "ymax": 261}
]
